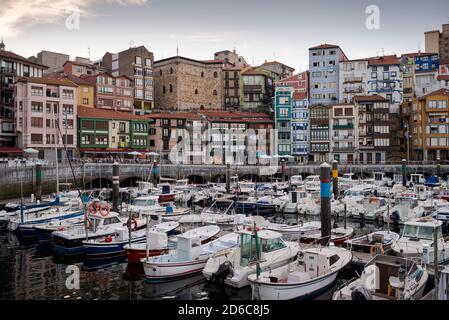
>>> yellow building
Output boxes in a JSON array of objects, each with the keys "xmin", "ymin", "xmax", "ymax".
[
  {"xmin": 66, "ymin": 75, "xmax": 95, "ymax": 108},
  {"xmin": 406, "ymin": 88, "xmax": 449, "ymax": 161}
]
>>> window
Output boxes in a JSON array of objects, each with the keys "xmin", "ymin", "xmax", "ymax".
[
  {"xmin": 95, "ymin": 135, "xmax": 108, "ymax": 145},
  {"xmin": 170, "ymin": 84, "xmax": 173, "ymax": 93},
  {"xmin": 213, "ymin": 71, "xmax": 218, "ymax": 78},
  {"xmin": 371, "ymin": 72, "xmax": 377, "ymax": 79},
  {"xmin": 170, "ymin": 67, "xmax": 173, "ymax": 74},
  {"xmin": 145, "ymin": 58, "xmax": 151, "ymax": 67},
  {"xmin": 213, "ymin": 89, "xmax": 218, "ymax": 96},
  {"xmin": 31, "ymin": 102, "xmax": 43, "ymax": 112},
  {"xmin": 83, "ymin": 98, "xmax": 89, "ymax": 105},
  {"xmin": 135, "ymin": 56, "xmax": 142, "ymax": 65},
  {"xmin": 195, "ymin": 89, "xmax": 198, "ymax": 95},
  {"xmin": 63, "ymin": 104, "xmax": 74, "ymax": 114},
  {"xmin": 31, "ymin": 117, "xmax": 43, "ymax": 128},
  {"xmin": 149, "ymin": 128, "xmax": 156, "ymax": 135},
  {"xmin": 201, "ymin": 71, "xmax": 204, "ymax": 77},
  {"xmin": 31, "ymin": 134, "xmax": 43, "ymax": 144},
  {"xmin": 62, "ymin": 89, "xmax": 74, "ymax": 99},
  {"xmin": 163, "ymin": 86, "xmax": 166, "ymax": 94},
  {"xmin": 31, "ymin": 86, "xmax": 43, "ymax": 96},
  {"xmin": 262, "ymin": 238, "xmax": 286, "ymax": 253}
]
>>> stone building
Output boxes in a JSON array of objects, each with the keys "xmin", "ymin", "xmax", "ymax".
[
  {"xmin": 36, "ymin": 50, "xmax": 70, "ymax": 74},
  {"xmin": 153, "ymin": 56, "xmax": 223, "ymax": 111}
]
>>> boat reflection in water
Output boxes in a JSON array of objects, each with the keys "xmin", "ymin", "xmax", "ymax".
[{"xmin": 143, "ymin": 274, "xmax": 206, "ymax": 299}]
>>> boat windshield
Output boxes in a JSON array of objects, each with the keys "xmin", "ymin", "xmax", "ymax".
[
  {"xmin": 403, "ymin": 225, "xmax": 442, "ymax": 240},
  {"xmin": 88, "ymin": 218, "xmax": 101, "ymax": 231},
  {"xmin": 346, "ymin": 190, "xmax": 362, "ymax": 197},
  {"xmin": 240, "ymin": 233, "xmax": 259, "ymax": 267},
  {"xmin": 261, "ymin": 237, "xmax": 286, "ymax": 253},
  {"xmin": 133, "ymin": 199, "xmax": 156, "ymax": 207}
]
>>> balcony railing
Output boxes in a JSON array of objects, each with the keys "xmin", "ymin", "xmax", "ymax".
[
  {"xmin": 359, "ymin": 144, "xmax": 375, "ymax": 150},
  {"xmin": 332, "ymin": 147, "xmax": 356, "ymax": 152},
  {"xmin": 344, "ymin": 88, "xmax": 363, "ymax": 93},
  {"xmin": 333, "ymin": 124, "xmax": 354, "ymax": 130},
  {"xmin": 332, "ymin": 136, "xmax": 354, "ymax": 141},
  {"xmin": 344, "ymin": 77, "xmax": 363, "ymax": 83}
]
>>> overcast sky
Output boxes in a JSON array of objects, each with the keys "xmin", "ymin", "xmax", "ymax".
[{"xmin": 1, "ymin": 0, "xmax": 449, "ymax": 71}]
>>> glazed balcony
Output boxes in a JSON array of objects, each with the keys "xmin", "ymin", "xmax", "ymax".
[{"xmin": 333, "ymin": 124, "xmax": 354, "ymax": 130}]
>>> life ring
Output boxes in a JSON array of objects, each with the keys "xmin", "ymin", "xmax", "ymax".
[
  {"xmin": 99, "ymin": 204, "xmax": 110, "ymax": 217},
  {"xmin": 87, "ymin": 204, "xmax": 96, "ymax": 215},
  {"xmin": 370, "ymin": 243, "xmax": 385, "ymax": 257},
  {"xmin": 127, "ymin": 218, "xmax": 138, "ymax": 231}
]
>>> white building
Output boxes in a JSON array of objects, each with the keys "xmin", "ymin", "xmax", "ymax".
[{"xmin": 330, "ymin": 104, "xmax": 358, "ymax": 163}]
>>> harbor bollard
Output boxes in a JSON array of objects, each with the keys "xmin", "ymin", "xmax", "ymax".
[
  {"xmin": 35, "ymin": 164, "xmax": 43, "ymax": 201},
  {"xmin": 112, "ymin": 162, "xmax": 120, "ymax": 212},
  {"xmin": 332, "ymin": 160, "xmax": 338, "ymax": 199},
  {"xmin": 320, "ymin": 162, "xmax": 332, "ymax": 246},
  {"xmin": 402, "ymin": 159, "xmax": 407, "ymax": 187}
]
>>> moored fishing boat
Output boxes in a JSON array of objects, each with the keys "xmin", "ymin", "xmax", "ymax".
[
  {"xmin": 142, "ymin": 225, "xmax": 227, "ymax": 281},
  {"xmin": 203, "ymin": 227, "xmax": 300, "ymax": 288},
  {"xmin": 333, "ymin": 255, "xmax": 428, "ymax": 300},
  {"xmin": 83, "ymin": 221, "xmax": 179, "ymax": 258},
  {"xmin": 300, "ymin": 226, "xmax": 354, "ymax": 246},
  {"xmin": 249, "ymin": 246, "xmax": 352, "ymax": 300}
]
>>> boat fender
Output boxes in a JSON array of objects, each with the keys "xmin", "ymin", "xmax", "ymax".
[
  {"xmin": 127, "ymin": 218, "xmax": 138, "ymax": 231},
  {"xmin": 99, "ymin": 204, "xmax": 110, "ymax": 217},
  {"xmin": 370, "ymin": 243, "xmax": 385, "ymax": 257},
  {"xmin": 105, "ymin": 235, "xmax": 113, "ymax": 243},
  {"xmin": 351, "ymin": 286, "xmax": 373, "ymax": 300}
]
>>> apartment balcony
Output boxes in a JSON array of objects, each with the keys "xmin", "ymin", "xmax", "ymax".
[
  {"xmin": 46, "ymin": 92, "xmax": 59, "ymax": 98},
  {"xmin": 243, "ymin": 85, "xmax": 262, "ymax": 93},
  {"xmin": 332, "ymin": 136, "xmax": 355, "ymax": 141},
  {"xmin": 359, "ymin": 144, "xmax": 375, "ymax": 150},
  {"xmin": 277, "ymin": 126, "xmax": 291, "ymax": 132},
  {"xmin": 333, "ymin": 124, "xmax": 354, "ymax": 130},
  {"xmin": 332, "ymin": 147, "xmax": 356, "ymax": 152},
  {"xmin": 344, "ymin": 77, "xmax": 363, "ymax": 83},
  {"xmin": 278, "ymin": 139, "xmax": 291, "ymax": 144},
  {"xmin": 118, "ymin": 141, "xmax": 128, "ymax": 148},
  {"xmin": 0, "ymin": 67, "xmax": 15, "ymax": 75},
  {"xmin": 344, "ymin": 87, "xmax": 363, "ymax": 94}
]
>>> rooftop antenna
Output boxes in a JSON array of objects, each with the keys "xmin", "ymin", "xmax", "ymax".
[
  {"xmin": 88, "ymin": 46, "xmax": 91, "ymax": 60},
  {"xmin": 382, "ymin": 48, "xmax": 385, "ymax": 56},
  {"xmin": 129, "ymin": 40, "xmax": 134, "ymax": 48},
  {"xmin": 418, "ymin": 42, "xmax": 421, "ymax": 53},
  {"xmin": 176, "ymin": 45, "xmax": 179, "ymax": 56}
]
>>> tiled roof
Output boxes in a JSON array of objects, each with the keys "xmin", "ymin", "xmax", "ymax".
[
  {"xmin": 78, "ymin": 106, "xmax": 146, "ymax": 120},
  {"xmin": 0, "ymin": 50, "xmax": 48, "ymax": 68},
  {"xmin": 154, "ymin": 56, "xmax": 223, "ymax": 65},
  {"xmin": 353, "ymin": 95, "xmax": 387, "ymax": 102},
  {"xmin": 292, "ymin": 92, "xmax": 308, "ymax": 100},
  {"xmin": 15, "ymin": 76, "xmax": 77, "ymax": 87},
  {"xmin": 63, "ymin": 60, "xmax": 98, "ymax": 69},
  {"xmin": 148, "ymin": 112, "xmax": 203, "ymax": 120},
  {"xmin": 368, "ymin": 55, "xmax": 400, "ymax": 66},
  {"xmin": 437, "ymin": 75, "xmax": 449, "ymax": 81},
  {"xmin": 420, "ymin": 88, "xmax": 449, "ymax": 99},
  {"xmin": 46, "ymin": 72, "xmax": 94, "ymax": 86},
  {"xmin": 261, "ymin": 61, "xmax": 295, "ymax": 71},
  {"xmin": 200, "ymin": 110, "xmax": 270, "ymax": 119},
  {"xmin": 242, "ymin": 68, "xmax": 264, "ymax": 76},
  {"xmin": 309, "ymin": 44, "xmax": 340, "ymax": 50}
]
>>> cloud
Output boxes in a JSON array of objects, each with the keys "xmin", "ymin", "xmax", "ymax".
[
  {"xmin": 170, "ymin": 31, "xmax": 241, "ymax": 43},
  {"xmin": 0, "ymin": 0, "xmax": 148, "ymax": 37}
]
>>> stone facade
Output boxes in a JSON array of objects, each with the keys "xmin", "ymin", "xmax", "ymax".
[
  {"xmin": 37, "ymin": 51, "xmax": 70, "ymax": 74},
  {"xmin": 153, "ymin": 56, "xmax": 223, "ymax": 111}
]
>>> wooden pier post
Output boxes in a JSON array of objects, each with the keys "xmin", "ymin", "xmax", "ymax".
[
  {"xmin": 402, "ymin": 159, "xmax": 407, "ymax": 187},
  {"xmin": 320, "ymin": 162, "xmax": 332, "ymax": 246},
  {"xmin": 226, "ymin": 163, "xmax": 230, "ymax": 193},
  {"xmin": 35, "ymin": 164, "xmax": 43, "ymax": 201}
]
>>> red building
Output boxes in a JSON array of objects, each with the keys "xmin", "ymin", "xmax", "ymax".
[{"xmin": 83, "ymin": 72, "xmax": 134, "ymax": 112}]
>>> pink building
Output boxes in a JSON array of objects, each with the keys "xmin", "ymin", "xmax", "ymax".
[
  {"xmin": 15, "ymin": 77, "xmax": 78, "ymax": 161},
  {"xmin": 83, "ymin": 72, "xmax": 134, "ymax": 112},
  {"xmin": 275, "ymin": 71, "xmax": 309, "ymax": 95}
]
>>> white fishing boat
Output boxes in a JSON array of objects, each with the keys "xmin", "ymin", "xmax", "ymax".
[
  {"xmin": 124, "ymin": 195, "xmax": 166, "ymax": 214},
  {"xmin": 391, "ymin": 217, "xmax": 449, "ymax": 263},
  {"xmin": 266, "ymin": 221, "xmax": 321, "ymax": 241},
  {"xmin": 385, "ymin": 195, "xmax": 425, "ymax": 223},
  {"xmin": 203, "ymin": 227, "xmax": 300, "ymax": 288},
  {"xmin": 349, "ymin": 197, "xmax": 388, "ymax": 220},
  {"xmin": 52, "ymin": 211, "xmax": 143, "ymax": 255},
  {"xmin": 143, "ymin": 226, "xmax": 235, "ymax": 281},
  {"xmin": 333, "ymin": 255, "xmax": 428, "ymax": 300},
  {"xmin": 290, "ymin": 175, "xmax": 303, "ymax": 189},
  {"xmin": 33, "ymin": 216, "xmax": 86, "ymax": 242},
  {"xmin": 304, "ymin": 175, "xmax": 320, "ymax": 192},
  {"xmin": 83, "ymin": 221, "xmax": 179, "ymax": 258},
  {"xmin": 249, "ymin": 246, "xmax": 352, "ymax": 300}
]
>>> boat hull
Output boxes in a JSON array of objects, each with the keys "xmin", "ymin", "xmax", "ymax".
[
  {"xmin": 84, "ymin": 237, "xmax": 146, "ymax": 258},
  {"xmin": 126, "ymin": 248, "xmax": 169, "ymax": 264},
  {"xmin": 143, "ymin": 258, "xmax": 209, "ymax": 281},
  {"xmin": 251, "ymin": 272, "xmax": 338, "ymax": 300}
]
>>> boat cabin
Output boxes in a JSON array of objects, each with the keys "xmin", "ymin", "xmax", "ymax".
[
  {"xmin": 402, "ymin": 218, "xmax": 443, "ymax": 241},
  {"xmin": 175, "ymin": 179, "xmax": 189, "ymax": 188},
  {"xmin": 290, "ymin": 175, "xmax": 303, "ymax": 186},
  {"xmin": 374, "ymin": 172, "xmax": 386, "ymax": 183},
  {"xmin": 137, "ymin": 181, "xmax": 154, "ymax": 193},
  {"xmin": 410, "ymin": 174, "xmax": 425, "ymax": 185},
  {"xmin": 132, "ymin": 196, "xmax": 159, "ymax": 208},
  {"xmin": 238, "ymin": 228, "xmax": 286, "ymax": 267},
  {"xmin": 295, "ymin": 248, "xmax": 341, "ymax": 279},
  {"xmin": 88, "ymin": 213, "xmax": 122, "ymax": 232},
  {"xmin": 393, "ymin": 174, "xmax": 403, "ymax": 185}
]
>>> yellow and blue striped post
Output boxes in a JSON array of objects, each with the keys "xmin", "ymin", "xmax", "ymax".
[
  {"xmin": 332, "ymin": 160, "xmax": 339, "ymax": 199},
  {"xmin": 320, "ymin": 162, "xmax": 332, "ymax": 246}
]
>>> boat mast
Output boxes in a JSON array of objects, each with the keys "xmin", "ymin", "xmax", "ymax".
[{"xmin": 434, "ymin": 225, "xmax": 439, "ymax": 300}]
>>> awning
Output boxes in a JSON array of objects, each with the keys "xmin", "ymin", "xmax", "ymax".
[
  {"xmin": 0, "ymin": 147, "xmax": 23, "ymax": 154},
  {"xmin": 80, "ymin": 148, "xmax": 149, "ymax": 154}
]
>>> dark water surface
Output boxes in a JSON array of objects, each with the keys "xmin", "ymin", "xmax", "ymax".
[{"xmin": 0, "ymin": 218, "xmax": 384, "ymax": 300}]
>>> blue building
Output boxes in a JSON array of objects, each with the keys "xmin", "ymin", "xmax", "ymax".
[
  {"xmin": 309, "ymin": 44, "xmax": 348, "ymax": 105},
  {"xmin": 291, "ymin": 92, "xmax": 309, "ymax": 162},
  {"xmin": 414, "ymin": 52, "xmax": 440, "ymax": 97},
  {"xmin": 274, "ymin": 86, "xmax": 293, "ymax": 156}
]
